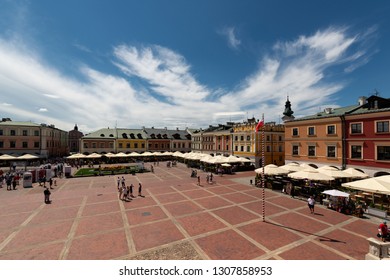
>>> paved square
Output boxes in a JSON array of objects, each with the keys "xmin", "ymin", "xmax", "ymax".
[{"xmin": 0, "ymin": 162, "xmax": 383, "ymax": 259}]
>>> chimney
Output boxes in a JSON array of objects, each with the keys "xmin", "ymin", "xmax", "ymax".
[{"xmin": 358, "ymin": 96, "xmax": 367, "ymax": 105}]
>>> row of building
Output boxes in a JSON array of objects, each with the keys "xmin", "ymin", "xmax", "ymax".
[{"xmin": 0, "ymin": 94, "xmax": 389, "ymax": 176}]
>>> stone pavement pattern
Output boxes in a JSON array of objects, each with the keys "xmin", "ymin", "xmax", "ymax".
[{"xmin": 0, "ymin": 163, "xmax": 381, "ymax": 260}]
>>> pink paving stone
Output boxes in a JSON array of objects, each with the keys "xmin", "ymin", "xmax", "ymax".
[
  {"xmin": 174, "ymin": 183, "xmax": 199, "ymax": 191},
  {"xmin": 67, "ymin": 229, "xmax": 129, "ymax": 260},
  {"xmin": 163, "ymin": 200, "xmax": 203, "ymax": 217},
  {"xmin": 314, "ymin": 229, "xmax": 368, "ymax": 260},
  {"xmin": 278, "ymin": 241, "xmax": 346, "ymax": 260},
  {"xmin": 182, "ymin": 189, "xmax": 214, "ymax": 199},
  {"xmin": 3, "ymin": 220, "xmax": 73, "ymax": 251},
  {"xmin": 296, "ymin": 206, "xmax": 351, "ymax": 225},
  {"xmin": 176, "ymin": 212, "xmax": 227, "ymax": 236},
  {"xmin": 0, "ymin": 212, "xmax": 32, "ymax": 230},
  {"xmin": 0, "ymin": 229, "xmax": 13, "ymax": 245},
  {"xmin": 241, "ymin": 201, "xmax": 286, "ymax": 216},
  {"xmin": 155, "ymin": 192, "xmax": 188, "ymax": 204},
  {"xmin": 341, "ymin": 219, "xmax": 377, "ymax": 238},
  {"xmin": 194, "ymin": 196, "xmax": 233, "ymax": 210},
  {"xmin": 195, "ymin": 229, "xmax": 265, "ymax": 260},
  {"xmin": 243, "ymin": 188, "xmax": 279, "ymax": 199},
  {"xmin": 45, "ymin": 197, "xmax": 84, "ymax": 208},
  {"xmin": 238, "ymin": 221, "xmax": 302, "ymax": 251},
  {"xmin": 82, "ymin": 200, "xmax": 121, "ymax": 216},
  {"xmin": 87, "ymin": 192, "xmax": 119, "ymax": 203},
  {"xmin": 75, "ymin": 212, "xmax": 125, "ymax": 237},
  {"xmin": 266, "ymin": 196, "xmax": 307, "ymax": 210},
  {"xmin": 147, "ymin": 186, "xmax": 176, "ymax": 195},
  {"xmin": 212, "ymin": 206, "xmax": 260, "ymax": 225},
  {"xmin": 225, "ymin": 183, "xmax": 253, "ymax": 191},
  {"xmin": 0, "ymin": 242, "xmax": 65, "ymax": 260},
  {"xmin": 29, "ymin": 206, "xmax": 80, "ymax": 225},
  {"xmin": 221, "ymin": 192, "xmax": 259, "ymax": 204},
  {"xmin": 207, "ymin": 186, "xmax": 237, "ymax": 195},
  {"xmin": 130, "ymin": 220, "xmax": 185, "ymax": 252},
  {"xmin": 121, "ymin": 195, "xmax": 158, "ymax": 210},
  {"xmin": 126, "ymin": 206, "xmax": 168, "ymax": 225},
  {"xmin": 0, "ymin": 202, "xmax": 43, "ymax": 215},
  {"xmin": 270, "ymin": 212, "xmax": 329, "ymax": 236}
]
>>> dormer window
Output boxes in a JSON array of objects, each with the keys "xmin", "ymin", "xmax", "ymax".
[{"xmin": 100, "ymin": 134, "xmax": 105, "ymax": 137}]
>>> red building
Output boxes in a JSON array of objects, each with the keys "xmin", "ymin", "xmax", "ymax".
[{"xmin": 345, "ymin": 95, "xmax": 390, "ymax": 176}]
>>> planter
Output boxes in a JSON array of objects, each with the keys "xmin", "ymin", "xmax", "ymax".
[{"xmin": 367, "ymin": 206, "xmax": 388, "ymax": 219}]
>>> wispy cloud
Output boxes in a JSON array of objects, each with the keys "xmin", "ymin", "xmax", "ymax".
[
  {"xmin": 219, "ymin": 27, "xmax": 241, "ymax": 50},
  {"xmin": 0, "ymin": 26, "xmax": 374, "ymax": 132}
]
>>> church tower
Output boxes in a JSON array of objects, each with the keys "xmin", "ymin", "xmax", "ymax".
[{"xmin": 282, "ymin": 96, "xmax": 295, "ymax": 122}]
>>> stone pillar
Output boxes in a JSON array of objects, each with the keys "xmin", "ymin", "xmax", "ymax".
[{"xmin": 365, "ymin": 237, "xmax": 390, "ymax": 260}]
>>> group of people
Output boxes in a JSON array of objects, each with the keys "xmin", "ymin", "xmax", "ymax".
[
  {"xmin": 117, "ymin": 176, "xmax": 143, "ymax": 201},
  {"xmin": 0, "ymin": 172, "xmax": 20, "ymax": 191}
]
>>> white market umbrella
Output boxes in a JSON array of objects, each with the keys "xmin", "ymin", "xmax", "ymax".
[
  {"xmin": 128, "ymin": 152, "xmax": 142, "ymax": 157},
  {"xmin": 67, "ymin": 153, "xmax": 86, "ymax": 159},
  {"xmin": 288, "ymin": 168, "xmax": 335, "ymax": 181},
  {"xmin": 221, "ymin": 163, "xmax": 231, "ymax": 167},
  {"xmin": 86, "ymin": 153, "xmax": 102, "ymax": 159},
  {"xmin": 255, "ymin": 164, "xmax": 290, "ymax": 176},
  {"xmin": 280, "ymin": 162, "xmax": 304, "ymax": 172},
  {"xmin": 317, "ymin": 166, "xmax": 351, "ymax": 179},
  {"xmin": 225, "ymin": 155, "xmax": 242, "ymax": 163},
  {"xmin": 103, "ymin": 152, "xmax": 116, "ymax": 158},
  {"xmin": 140, "ymin": 152, "xmax": 154, "ymax": 156},
  {"xmin": 322, "ymin": 189, "xmax": 350, "ymax": 198},
  {"xmin": 17, "ymin": 153, "xmax": 39, "ymax": 160},
  {"xmin": 343, "ymin": 168, "xmax": 370, "ymax": 179},
  {"xmin": 0, "ymin": 154, "xmax": 17, "ymax": 160},
  {"xmin": 342, "ymin": 175, "xmax": 390, "ymax": 195}
]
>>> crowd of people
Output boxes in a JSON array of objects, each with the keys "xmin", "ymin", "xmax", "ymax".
[{"xmin": 117, "ymin": 176, "xmax": 144, "ymax": 202}]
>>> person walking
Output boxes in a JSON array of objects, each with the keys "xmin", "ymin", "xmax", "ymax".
[
  {"xmin": 138, "ymin": 183, "xmax": 143, "ymax": 196},
  {"xmin": 197, "ymin": 175, "xmax": 200, "ymax": 186},
  {"xmin": 44, "ymin": 187, "xmax": 51, "ymax": 204},
  {"xmin": 49, "ymin": 177, "xmax": 54, "ymax": 189},
  {"xmin": 307, "ymin": 196, "xmax": 315, "ymax": 214}
]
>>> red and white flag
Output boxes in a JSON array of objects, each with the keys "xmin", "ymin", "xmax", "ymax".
[{"xmin": 255, "ymin": 120, "xmax": 264, "ymax": 132}]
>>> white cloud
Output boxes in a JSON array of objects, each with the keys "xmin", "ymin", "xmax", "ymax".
[
  {"xmin": 219, "ymin": 27, "xmax": 241, "ymax": 50},
  {"xmin": 0, "ymin": 26, "xmax": 373, "ymax": 132}
]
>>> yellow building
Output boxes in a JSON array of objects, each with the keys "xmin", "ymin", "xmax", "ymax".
[{"xmin": 233, "ymin": 118, "xmax": 285, "ymax": 167}]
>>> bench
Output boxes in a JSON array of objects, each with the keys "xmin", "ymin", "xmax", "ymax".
[{"xmin": 367, "ymin": 207, "xmax": 388, "ymax": 219}]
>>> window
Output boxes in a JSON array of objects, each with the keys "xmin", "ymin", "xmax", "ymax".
[
  {"xmin": 84, "ymin": 143, "xmax": 88, "ymax": 148},
  {"xmin": 351, "ymin": 145, "xmax": 362, "ymax": 159},
  {"xmin": 292, "ymin": 128, "xmax": 299, "ymax": 136},
  {"xmin": 376, "ymin": 121, "xmax": 389, "ymax": 133},
  {"xmin": 134, "ymin": 143, "xmax": 138, "ymax": 149},
  {"xmin": 279, "ymin": 145, "xmax": 283, "ymax": 152},
  {"xmin": 34, "ymin": 142, "xmax": 40, "ymax": 148},
  {"xmin": 92, "ymin": 143, "xmax": 97, "ymax": 148},
  {"xmin": 327, "ymin": 146, "xmax": 336, "ymax": 158},
  {"xmin": 292, "ymin": 145, "xmax": 299, "ymax": 156},
  {"xmin": 0, "ymin": 130, "xmax": 3, "ymax": 135},
  {"xmin": 266, "ymin": 135, "xmax": 270, "ymax": 141},
  {"xmin": 100, "ymin": 143, "xmax": 104, "ymax": 148},
  {"xmin": 308, "ymin": 127, "xmax": 315, "ymax": 136},
  {"xmin": 23, "ymin": 130, "xmax": 28, "ymax": 136},
  {"xmin": 351, "ymin": 123, "xmax": 362, "ymax": 134},
  {"xmin": 327, "ymin": 125, "xmax": 336, "ymax": 135},
  {"xmin": 279, "ymin": 136, "xmax": 282, "ymax": 141},
  {"xmin": 377, "ymin": 146, "xmax": 390, "ymax": 161},
  {"xmin": 118, "ymin": 143, "xmax": 123, "ymax": 148},
  {"xmin": 266, "ymin": 146, "xmax": 271, "ymax": 152},
  {"xmin": 126, "ymin": 143, "xmax": 130, "ymax": 148},
  {"xmin": 10, "ymin": 130, "xmax": 16, "ymax": 136},
  {"xmin": 240, "ymin": 146, "xmax": 244, "ymax": 152},
  {"xmin": 247, "ymin": 135, "xmax": 250, "ymax": 141},
  {"xmin": 240, "ymin": 135, "xmax": 244, "ymax": 141},
  {"xmin": 34, "ymin": 130, "xmax": 39, "ymax": 136},
  {"xmin": 10, "ymin": 141, "xmax": 16, "ymax": 148},
  {"xmin": 235, "ymin": 146, "xmax": 238, "ymax": 151},
  {"xmin": 234, "ymin": 136, "xmax": 238, "ymax": 141},
  {"xmin": 308, "ymin": 145, "xmax": 316, "ymax": 156},
  {"xmin": 246, "ymin": 146, "xmax": 250, "ymax": 152},
  {"xmin": 22, "ymin": 141, "xmax": 28, "ymax": 148},
  {"xmin": 0, "ymin": 141, "xmax": 3, "ymax": 148}
]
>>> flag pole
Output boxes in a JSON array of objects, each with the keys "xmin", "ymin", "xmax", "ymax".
[{"xmin": 261, "ymin": 113, "xmax": 265, "ymax": 222}]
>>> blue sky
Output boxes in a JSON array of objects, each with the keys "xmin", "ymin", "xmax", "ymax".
[{"xmin": 0, "ymin": 0, "xmax": 389, "ymax": 133}]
